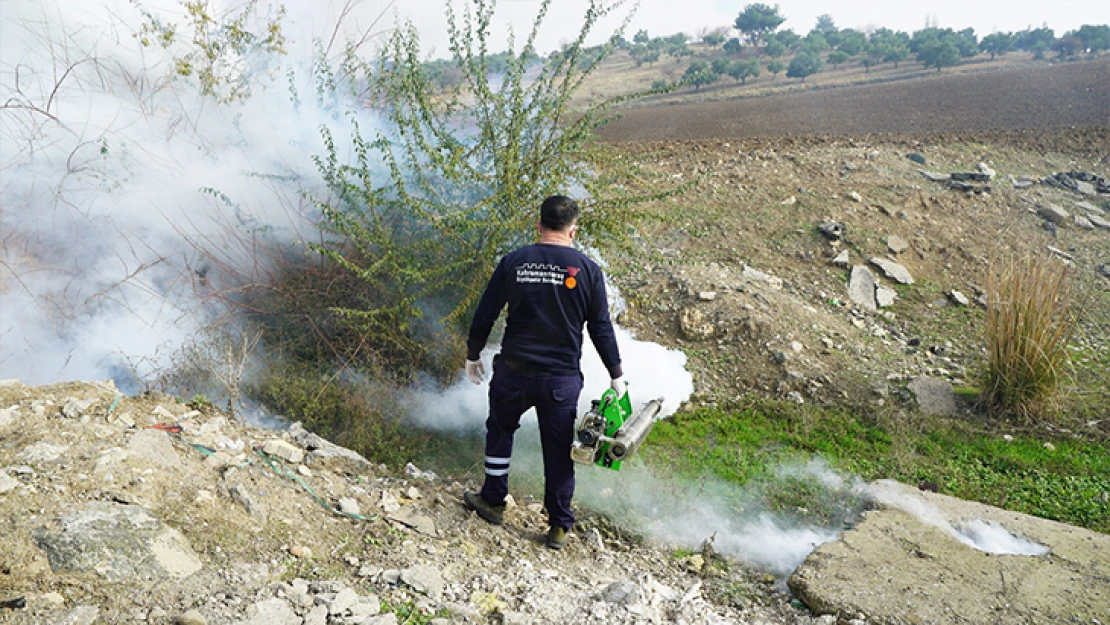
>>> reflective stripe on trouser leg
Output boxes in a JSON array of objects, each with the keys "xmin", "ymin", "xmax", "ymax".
[{"xmin": 481, "ymin": 366, "xmax": 527, "ymax": 508}]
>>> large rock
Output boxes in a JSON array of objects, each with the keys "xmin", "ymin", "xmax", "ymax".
[
  {"xmin": 400, "ymin": 565, "xmax": 444, "ymax": 600},
  {"xmin": 128, "ymin": 429, "xmax": 181, "ymax": 468},
  {"xmin": 847, "ymin": 266, "xmax": 877, "ymax": 311},
  {"xmin": 908, "ymin": 376, "xmax": 957, "ymax": 416},
  {"xmin": 790, "ymin": 480, "xmax": 1110, "ymax": 625},
  {"xmin": 869, "ymin": 257, "xmax": 915, "ymax": 285},
  {"xmin": 240, "ymin": 598, "xmax": 300, "ymax": 625},
  {"xmin": 1090, "ymin": 214, "xmax": 1110, "ymax": 231},
  {"xmin": 288, "ymin": 423, "xmax": 372, "ymax": 474},
  {"xmin": 1037, "ymin": 203, "xmax": 1070, "ymax": 225},
  {"xmin": 34, "ymin": 503, "xmax": 202, "ymax": 581}
]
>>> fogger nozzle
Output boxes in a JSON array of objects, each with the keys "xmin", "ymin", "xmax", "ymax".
[{"xmin": 607, "ymin": 398, "xmax": 664, "ymax": 462}]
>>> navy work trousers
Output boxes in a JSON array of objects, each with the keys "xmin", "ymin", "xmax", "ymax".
[{"xmin": 479, "ymin": 361, "xmax": 584, "ymax": 530}]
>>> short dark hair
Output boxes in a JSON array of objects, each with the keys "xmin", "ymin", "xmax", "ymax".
[{"xmin": 540, "ymin": 195, "xmax": 579, "ymax": 231}]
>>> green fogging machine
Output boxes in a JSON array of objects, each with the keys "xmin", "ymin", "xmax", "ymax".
[{"xmin": 570, "ymin": 388, "xmax": 664, "ymax": 470}]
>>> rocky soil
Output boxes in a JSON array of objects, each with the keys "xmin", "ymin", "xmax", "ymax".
[
  {"xmin": 0, "ymin": 380, "xmax": 828, "ymax": 625},
  {"xmin": 608, "ymin": 127, "xmax": 1110, "ymax": 425}
]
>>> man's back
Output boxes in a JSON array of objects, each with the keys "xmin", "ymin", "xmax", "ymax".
[{"xmin": 467, "ymin": 243, "xmax": 621, "ymax": 378}]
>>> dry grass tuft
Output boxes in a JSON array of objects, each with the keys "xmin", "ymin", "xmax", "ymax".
[{"xmin": 982, "ymin": 255, "xmax": 1074, "ymax": 420}]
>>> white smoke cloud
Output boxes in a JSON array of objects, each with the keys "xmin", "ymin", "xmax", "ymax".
[{"xmin": 0, "ymin": 0, "xmax": 372, "ymax": 386}]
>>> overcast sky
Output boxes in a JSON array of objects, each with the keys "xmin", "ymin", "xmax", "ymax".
[{"xmin": 316, "ymin": 0, "xmax": 1109, "ymax": 58}]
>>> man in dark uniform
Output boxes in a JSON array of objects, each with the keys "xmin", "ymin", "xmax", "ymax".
[{"xmin": 463, "ymin": 195, "xmax": 624, "ymax": 549}]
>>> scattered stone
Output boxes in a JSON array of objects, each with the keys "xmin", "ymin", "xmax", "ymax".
[
  {"xmin": 328, "ymin": 588, "xmax": 359, "ymax": 615},
  {"xmin": 848, "ymin": 266, "xmax": 878, "ymax": 311},
  {"xmin": 1076, "ymin": 180, "xmax": 1097, "ymax": 196},
  {"xmin": 585, "ymin": 528, "xmax": 606, "ymax": 552},
  {"xmin": 1010, "ymin": 175, "xmax": 1036, "ymax": 190},
  {"xmin": 0, "ymin": 471, "xmax": 18, "ymax": 495},
  {"xmin": 128, "ymin": 429, "xmax": 182, "ymax": 468},
  {"xmin": 950, "ymin": 290, "xmax": 969, "ymax": 306},
  {"xmin": 1042, "ymin": 220, "xmax": 1058, "ymax": 237},
  {"xmin": 400, "ymin": 565, "xmax": 444, "ymax": 600},
  {"xmin": 602, "ymin": 580, "xmax": 640, "ymax": 605},
  {"xmin": 303, "ymin": 605, "xmax": 328, "ymax": 625},
  {"xmin": 678, "ymin": 307, "xmax": 715, "ymax": 341},
  {"xmin": 1073, "ymin": 200, "xmax": 1102, "ymax": 213},
  {"xmin": 786, "ymin": 391, "xmax": 805, "ymax": 404},
  {"xmin": 976, "ymin": 163, "xmax": 996, "ymax": 179},
  {"xmin": 34, "ymin": 502, "xmax": 203, "ymax": 581},
  {"xmin": 919, "ymin": 170, "xmax": 950, "ymax": 183},
  {"xmin": 387, "ymin": 507, "xmax": 437, "ymax": 536},
  {"xmin": 869, "ymin": 257, "xmax": 915, "ymax": 285},
  {"xmin": 1074, "ymin": 214, "xmax": 1095, "ymax": 229},
  {"xmin": 780, "ymin": 195, "xmax": 796, "ymax": 206},
  {"xmin": 908, "ymin": 377, "xmax": 957, "ymax": 416},
  {"xmin": 152, "ymin": 405, "xmax": 177, "ymax": 422},
  {"xmin": 831, "ymin": 250, "xmax": 850, "ymax": 267},
  {"xmin": 0, "ymin": 379, "xmax": 19, "ymax": 387},
  {"xmin": 18, "ymin": 441, "xmax": 69, "ymax": 464},
  {"xmin": 950, "ymin": 171, "xmax": 992, "ymax": 183},
  {"xmin": 875, "ymin": 286, "xmax": 898, "ymax": 308},
  {"xmin": 886, "ymin": 235, "xmax": 909, "ymax": 254},
  {"xmin": 790, "ymin": 340, "xmax": 804, "ymax": 353},
  {"xmin": 741, "ymin": 264, "xmax": 783, "ymax": 289},
  {"xmin": 40, "ymin": 592, "xmax": 65, "ymax": 606},
  {"xmin": 697, "ymin": 291, "xmax": 717, "ymax": 302},
  {"xmin": 0, "ymin": 405, "xmax": 16, "ymax": 428},
  {"xmin": 55, "ymin": 605, "xmax": 100, "ymax": 625},
  {"xmin": 338, "ymin": 498, "xmax": 361, "ymax": 517},
  {"xmin": 1037, "ymin": 203, "xmax": 1070, "ymax": 225},
  {"xmin": 405, "ymin": 486, "xmax": 422, "ymax": 500},
  {"xmin": 261, "ymin": 439, "xmax": 304, "ymax": 464},
  {"xmin": 1097, "ymin": 264, "xmax": 1110, "ymax": 280},
  {"xmin": 287, "ymin": 422, "xmax": 372, "ymax": 473},
  {"xmin": 818, "ymin": 221, "xmax": 845, "ymax": 241},
  {"xmin": 848, "ymin": 191, "xmax": 863, "ymax": 203},
  {"xmin": 297, "ymin": 465, "xmax": 312, "ymax": 477},
  {"xmin": 1047, "ymin": 246, "xmax": 1074, "ymax": 261},
  {"xmin": 1043, "ymin": 442, "xmax": 1056, "ymax": 452},
  {"xmin": 379, "ymin": 491, "xmax": 401, "ymax": 514},
  {"xmin": 289, "ymin": 545, "xmax": 312, "ymax": 559},
  {"xmin": 230, "ymin": 484, "xmax": 261, "ymax": 518},
  {"xmin": 61, "ymin": 398, "xmax": 96, "ymax": 419},
  {"xmin": 906, "ymin": 153, "xmax": 927, "ymax": 165},
  {"xmin": 176, "ymin": 609, "xmax": 207, "ymax": 625},
  {"xmin": 1089, "ymin": 214, "xmax": 1110, "ymax": 231},
  {"xmin": 242, "ymin": 598, "xmax": 300, "ymax": 625}
]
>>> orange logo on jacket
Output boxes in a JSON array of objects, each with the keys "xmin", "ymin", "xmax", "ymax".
[{"xmin": 565, "ymin": 266, "xmax": 579, "ymax": 289}]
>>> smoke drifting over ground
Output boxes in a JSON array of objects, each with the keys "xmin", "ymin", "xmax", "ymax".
[{"xmin": 0, "ymin": 0, "xmax": 365, "ymax": 386}]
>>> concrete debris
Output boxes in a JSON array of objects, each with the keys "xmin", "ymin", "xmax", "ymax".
[
  {"xmin": 885, "ymin": 235, "xmax": 909, "ymax": 254},
  {"xmin": 387, "ymin": 506, "xmax": 437, "ymax": 536},
  {"xmin": 869, "ymin": 257, "xmax": 915, "ymax": 284},
  {"xmin": 128, "ymin": 428, "xmax": 182, "ymax": 468},
  {"xmin": 400, "ymin": 565, "xmax": 445, "ymax": 600},
  {"xmin": 908, "ymin": 377, "xmax": 957, "ymax": 416},
  {"xmin": 831, "ymin": 250, "xmax": 850, "ymax": 267},
  {"xmin": 0, "ymin": 471, "xmax": 19, "ymax": 494},
  {"xmin": 601, "ymin": 580, "xmax": 640, "ymax": 605},
  {"xmin": 337, "ymin": 497, "xmax": 361, "ymax": 517},
  {"xmin": 18, "ymin": 441, "xmax": 69, "ymax": 464},
  {"xmin": 848, "ymin": 266, "xmax": 878, "ymax": 311},
  {"xmin": 875, "ymin": 285, "xmax": 898, "ymax": 308},
  {"xmin": 261, "ymin": 439, "xmax": 304, "ymax": 464},
  {"xmin": 697, "ymin": 291, "xmax": 717, "ymax": 301},
  {"xmin": 61, "ymin": 398, "xmax": 96, "ymax": 419}
]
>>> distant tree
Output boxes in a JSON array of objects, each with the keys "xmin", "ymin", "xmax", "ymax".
[
  {"xmin": 683, "ymin": 59, "xmax": 720, "ymax": 90},
  {"xmin": 955, "ymin": 28, "xmax": 980, "ymax": 57},
  {"xmin": 773, "ymin": 29, "xmax": 801, "ymax": 49},
  {"xmin": 767, "ymin": 58, "xmax": 786, "ymax": 79},
  {"xmin": 787, "ymin": 51, "xmax": 823, "ymax": 81},
  {"xmin": 837, "ymin": 29, "xmax": 867, "ymax": 56},
  {"xmin": 702, "ymin": 29, "xmax": 729, "ymax": 47},
  {"xmin": 860, "ymin": 56, "xmax": 874, "ymax": 73},
  {"xmin": 827, "ymin": 50, "xmax": 850, "ymax": 68},
  {"xmin": 883, "ymin": 44, "xmax": 909, "ymax": 68},
  {"xmin": 667, "ymin": 33, "xmax": 689, "ymax": 45},
  {"xmin": 980, "ymin": 32, "xmax": 1014, "ymax": 60},
  {"xmin": 918, "ymin": 39, "xmax": 961, "ymax": 71},
  {"xmin": 711, "ymin": 57, "xmax": 731, "ymax": 75},
  {"xmin": 1073, "ymin": 24, "xmax": 1110, "ymax": 53},
  {"xmin": 668, "ymin": 43, "xmax": 694, "ymax": 58},
  {"xmin": 1031, "ymin": 40, "xmax": 1049, "ymax": 60},
  {"xmin": 633, "ymin": 29, "xmax": 650, "ymax": 45},
  {"xmin": 802, "ymin": 31, "xmax": 830, "ymax": 53},
  {"xmin": 1014, "ymin": 27, "xmax": 1054, "ymax": 51},
  {"xmin": 1052, "ymin": 35, "xmax": 1085, "ymax": 58},
  {"xmin": 734, "ymin": 3, "xmax": 786, "ymax": 47},
  {"xmin": 727, "ymin": 58, "xmax": 761, "ymax": 83},
  {"xmin": 651, "ymin": 78, "xmax": 671, "ymax": 91},
  {"xmin": 814, "ymin": 14, "xmax": 837, "ymax": 35},
  {"xmin": 723, "ymin": 38, "xmax": 743, "ymax": 54},
  {"xmin": 764, "ymin": 40, "xmax": 787, "ymax": 58}
]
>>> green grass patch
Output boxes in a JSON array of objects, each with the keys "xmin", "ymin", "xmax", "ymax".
[{"xmin": 645, "ymin": 399, "xmax": 1110, "ymax": 533}]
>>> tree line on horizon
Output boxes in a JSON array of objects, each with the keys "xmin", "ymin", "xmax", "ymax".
[{"xmin": 419, "ymin": 4, "xmax": 1109, "ymax": 92}]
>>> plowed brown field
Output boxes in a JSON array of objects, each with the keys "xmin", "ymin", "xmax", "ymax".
[{"xmin": 597, "ymin": 57, "xmax": 1109, "ymax": 142}]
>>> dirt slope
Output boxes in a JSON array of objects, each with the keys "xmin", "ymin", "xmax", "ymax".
[{"xmin": 596, "ymin": 58, "xmax": 1109, "ymax": 142}]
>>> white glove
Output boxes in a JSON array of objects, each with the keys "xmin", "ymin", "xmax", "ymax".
[
  {"xmin": 465, "ymin": 360, "xmax": 486, "ymax": 385},
  {"xmin": 610, "ymin": 377, "xmax": 627, "ymax": 398}
]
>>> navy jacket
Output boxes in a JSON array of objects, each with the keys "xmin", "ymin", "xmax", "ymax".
[{"xmin": 467, "ymin": 243, "xmax": 623, "ymax": 378}]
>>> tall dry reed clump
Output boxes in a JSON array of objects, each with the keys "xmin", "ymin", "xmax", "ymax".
[{"xmin": 982, "ymin": 255, "xmax": 1074, "ymax": 419}]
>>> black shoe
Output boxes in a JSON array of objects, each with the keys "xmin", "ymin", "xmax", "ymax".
[
  {"xmin": 464, "ymin": 491, "xmax": 505, "ymax": 525},
  {"xmin": 546, "ymin": 526, "xmax": 568, "ymax": 550}
]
